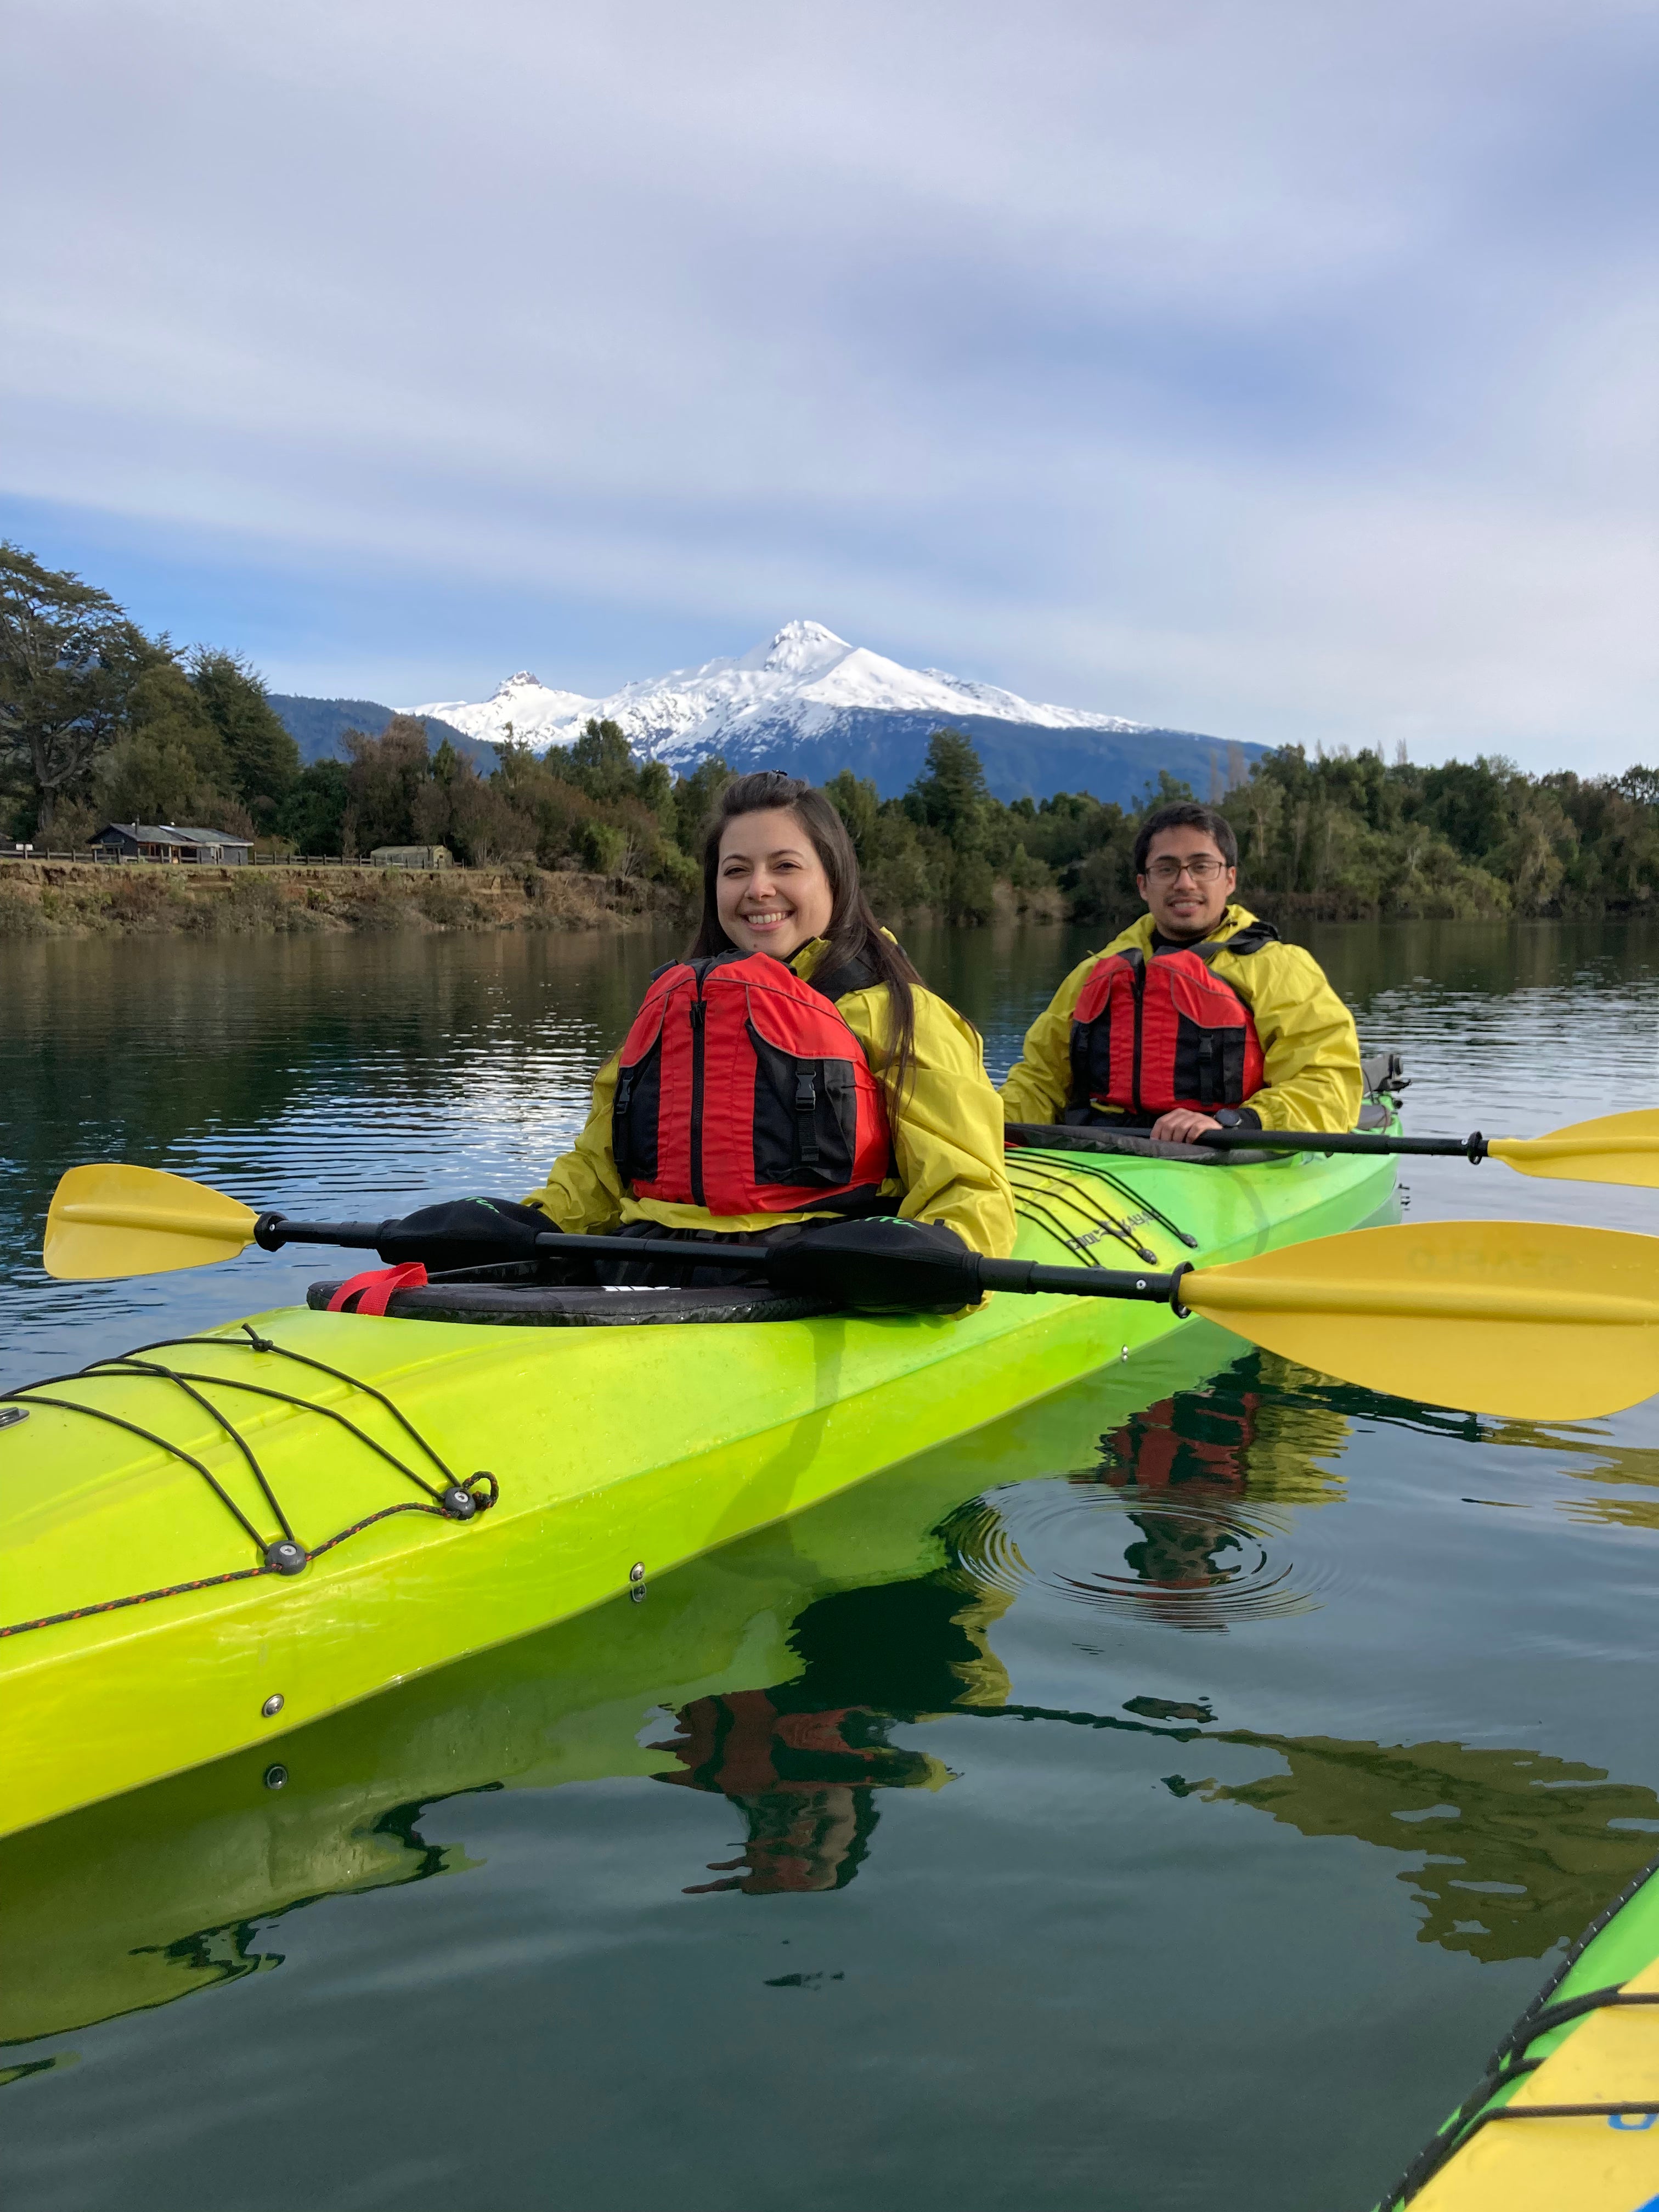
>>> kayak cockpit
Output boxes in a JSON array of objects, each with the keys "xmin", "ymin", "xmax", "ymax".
[{"xmin": 306, "ymin": 1275, "xmax": 832, "ymax": 1327}]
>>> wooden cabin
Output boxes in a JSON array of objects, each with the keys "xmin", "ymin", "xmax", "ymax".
[
  {"xmin": 369, "ymin": 845, "xmax": 453, "ymax": 868},
  {"xmin": 92, "ymin": 824, "xmax": 253, "ymax": 866}
]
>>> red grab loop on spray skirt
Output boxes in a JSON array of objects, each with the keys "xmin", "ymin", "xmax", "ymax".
[{"xmin": 326, "ymin": 1263, "xmax": 428, "ymax": 1316}]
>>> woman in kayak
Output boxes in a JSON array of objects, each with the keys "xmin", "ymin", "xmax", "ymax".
[{"xmin": 520, "ymin": 770, "xmax": 1017, "ymax": 1286}]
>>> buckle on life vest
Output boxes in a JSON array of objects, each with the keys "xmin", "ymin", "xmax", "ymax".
[
  {"xmin": 326, "ymin": 1262, "xmax": 429, "ymax": 1316},
  {"xmin": 794, "ymin": 1069, "xmax": 820, "ymax": 1165}
]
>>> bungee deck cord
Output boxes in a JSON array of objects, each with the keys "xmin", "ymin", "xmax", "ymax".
[{"xmin": 0, "ymin": 1324, "xmax": 498, "ymax": 1638}]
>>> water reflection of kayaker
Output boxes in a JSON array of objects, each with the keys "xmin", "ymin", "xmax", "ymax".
[
  {"xmin": 998, "ymin": 800, "xmax": 1362, "ymax": 1146},
  {"xmin": 651, "ymin": 1576, "xmax": 1004, "ymax": 1894},
  {"xmin": 1085, "ymin": 1383, "xmax": 1256, "ymax": 1592},
  {"xmin": 653, "ymin": 1691, "xmax": 938, "ymax": 1893},
  {"xmin": 1119, "ymin": 1511, "xmax": 1245, "ymax": 1590},
  {"xmin": 1096, "ymin": 1387, "xmax": 1257, "ymax": 1499},
  {"xmin": 516, "ymin": 771, "xmax": 1017, "ymax": 1289}
]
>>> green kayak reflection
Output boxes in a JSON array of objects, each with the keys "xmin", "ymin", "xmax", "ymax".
[{"xmin": 7, "ymin": 1327, "xmax": 1658, "ymax": 2047}]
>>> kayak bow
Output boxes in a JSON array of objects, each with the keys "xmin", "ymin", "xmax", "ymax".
[{"xmin": 1379, "ymin": 1853, "xmax": 1659, "ymax": 2209}]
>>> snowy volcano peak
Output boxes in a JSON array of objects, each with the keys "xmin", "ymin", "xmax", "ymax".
[
  {"xmin": 412, "ymin": 620, "xmax": 1165, "ymax": 759},
  {"xmin": 740, "ymin": 619, "xmax": 852, "ymax": 678},
  {"xmin": 419, "ymin": 668, "xmax": 599, "ymax": 748}
]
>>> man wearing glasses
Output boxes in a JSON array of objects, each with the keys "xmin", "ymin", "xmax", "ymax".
[{"xmin": 999, "ymin": 802, "xmax": 1362, "ymax": 1144}]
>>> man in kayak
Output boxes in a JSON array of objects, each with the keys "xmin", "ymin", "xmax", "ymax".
[{"xmin": 999, "ymin": 801, "xmax": 1362, "ymax": 1142}]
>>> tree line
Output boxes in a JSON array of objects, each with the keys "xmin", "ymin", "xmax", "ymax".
[
  {"xmin": 6, "ymin": 541, "xmax": 1658, "ymax": 924},
  {"xmin": 825, "ymin": 731, "xmax": 1659, "ymax": 925}
]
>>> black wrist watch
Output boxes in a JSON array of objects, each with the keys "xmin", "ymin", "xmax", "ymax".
[{"xmin": 1213, "ymin": 1108, "xmax": 1246, "ymax": 1128}]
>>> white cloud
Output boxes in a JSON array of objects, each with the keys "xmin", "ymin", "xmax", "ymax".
[{"xmin": 3, "ymin": 0, "xmax": 1655, "ymax": 766}]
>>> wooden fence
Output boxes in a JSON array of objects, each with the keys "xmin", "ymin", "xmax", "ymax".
[{"xmin": 2, "ymin": 850, "xmax": 455, "ymax": 871}]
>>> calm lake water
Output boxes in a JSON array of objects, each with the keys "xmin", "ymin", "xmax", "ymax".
[{"xmin": 4, "ymin": 919, "xmax": 1659, "ymax": 2210}]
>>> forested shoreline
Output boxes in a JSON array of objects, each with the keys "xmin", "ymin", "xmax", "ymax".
[{"xmin": 6, "ymin": 541, "xmax": 1659, "ymax": 935}]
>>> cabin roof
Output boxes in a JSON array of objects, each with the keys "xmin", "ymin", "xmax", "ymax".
[{"xmin": 95, "ymin": 823, "xmax": 253, "ymax": 848}]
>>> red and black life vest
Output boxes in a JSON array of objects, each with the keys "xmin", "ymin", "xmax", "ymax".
[
  {"xmin": 1067, "ymin": 921, "xmax": 1277, "ymax": 1120},
  {"xmin": 611, "ymin": 949, "xmax": 893, "ymax": 1215}
]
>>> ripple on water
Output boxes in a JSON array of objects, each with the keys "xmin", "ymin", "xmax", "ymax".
[{"xmin": 945, "ymin": 1477, "xmax": 1352, "ymax": 1632}]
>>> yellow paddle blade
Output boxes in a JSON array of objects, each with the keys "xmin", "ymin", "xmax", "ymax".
[
  {"xmin": 44, "ymin": 1164, "xmax": 259, "ymax": 1280},
  {"xmin": 1489, "ymin": 1109, "xmax": 1659, "ymax": 1188},
  {"xmin": 1183, "ymin": 1218, "xmax": 1659, "ymax": 1421}
]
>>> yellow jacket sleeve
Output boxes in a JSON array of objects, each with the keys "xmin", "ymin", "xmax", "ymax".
[
  {"xmin": 839, "ymin": 984, "xmax": 1018, "ymax": 1259},
  {"xmin": 521, "ymin": 1050, "xmax": 627, "ymax": 1232},
  {"xmin": 1220, "ymin": 941, "xmax": 1362, "ymax": 1133}
]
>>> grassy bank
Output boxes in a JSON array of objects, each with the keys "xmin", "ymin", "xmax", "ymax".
[{"xmin": 0, "ymin": 860, "xmax": 685, "ymax": 939}]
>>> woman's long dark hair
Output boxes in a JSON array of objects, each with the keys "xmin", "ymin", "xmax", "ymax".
[{"xmin": 689, "ymin": 770, "xmax": 922, "ymax": 1113}]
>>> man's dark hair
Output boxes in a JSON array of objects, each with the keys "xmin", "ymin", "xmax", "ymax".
[{"xmin": 1133, "ymin": 801, "xmax": 1238, "ymax": 878}]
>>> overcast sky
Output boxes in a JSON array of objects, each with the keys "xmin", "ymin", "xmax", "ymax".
[{"xmin": 4, "ymin": 1, "xmax": 1655, "ymax": 767}]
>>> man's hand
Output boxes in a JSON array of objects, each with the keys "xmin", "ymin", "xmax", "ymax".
[{"xmin": 1149, "ymin": 1109, "xmax": 1223, "ymax": 1144}]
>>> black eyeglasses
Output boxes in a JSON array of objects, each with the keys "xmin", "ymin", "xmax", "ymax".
[{"xmin": 1143, "ymin": 855, "xmax": 1227, "ymax": 883}]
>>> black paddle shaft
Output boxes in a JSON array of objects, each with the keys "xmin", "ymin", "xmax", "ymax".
[
  {"xmin": 1200, "ymin": 1128, "xmax": 1489, "ymax": 1161},
  {"xmin": 253, "ymin": 1214, "xmax": 1190, "ymax": 1312}
]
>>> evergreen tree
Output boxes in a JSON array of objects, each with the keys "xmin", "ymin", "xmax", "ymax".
[
  {"xmin": 188, "ymin": 649, "xmax": 300, "ymax": 822},
  {"xmin": 279, "ymin": 760, "xmax": 350, "ymax": 855},
  {"xmin": 671, "ymin": 754, "xmax": 731, "ymax": 854},
  {"xmin": 411, "ymin": 738, "xmax": 527, "ymax": 864},
  {"xmin": 823, "ymin": 768, "xmax": 879, "ymax": 855},
  {"xmin": 637, "ymin": 758, "xmax": 676, "ymax": 836},
  {"xmin": 0, "ymin": 543, "xmax": 147, "ymax": 832},
  {"xmin": 905, "ymin": 728, "xmax": 991, "ymax": 849},
  {"xmin": 99, "ymin": 657, "xmax": 246, "ymax": 830},
  {"xmin": 340, "ymin": 716, "xmax": 431, "ymax": 854},
  {"xmin": 1418, "ymin": 758, "xmax": 1510, "ymax": 865},
  {"xmin": 553, "ymin": 716, "xmax": 636, "ymax": 802}
]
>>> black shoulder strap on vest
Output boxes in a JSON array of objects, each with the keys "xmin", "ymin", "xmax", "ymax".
[
  {"xmin": 685, "ymin": 949, "xmax": 751, "ymax": 983},
  {"xmin": 1190, "ymin": 918, "xmax": 1279, "ymax": 963},
  {"xmin": 808, "ymin": 952, "xmax": 881, "ymax": 1002}
]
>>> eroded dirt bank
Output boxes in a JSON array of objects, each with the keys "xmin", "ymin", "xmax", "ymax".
[{"xmin": 0, "ymin": 860, "xmax": 684, "ymax": 938}]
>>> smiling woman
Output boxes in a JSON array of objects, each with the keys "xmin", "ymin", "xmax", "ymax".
[
  {"xmin": 514, "ymin": 769, "xmax": 1018, "ymax": 1286},
  {"xmin": 711, "ymin": 804, "xmax": 837, "ymax": 956},
  {"xmin": 690, "ymin": 773, "xmax": 923, "ymax": 1114}
]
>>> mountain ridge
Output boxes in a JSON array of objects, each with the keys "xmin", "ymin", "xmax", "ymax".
[
  {"xmin": 268, "ymin": 696, "xmax": 494, "ymax": 770},
  {"xmin": 411, "ymin": 621, "xmax": 1259, "ymax": 804}
]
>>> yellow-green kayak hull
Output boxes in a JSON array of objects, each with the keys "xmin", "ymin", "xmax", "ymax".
[{"xmin": 0, "ymin": 1142, "xmax": 1395, "ymax": 1838}]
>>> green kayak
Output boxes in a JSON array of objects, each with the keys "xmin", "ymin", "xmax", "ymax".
[
  {"xmin": 1378, "ymin": 1854, "xmax": 1659, "ymax": 2210},
  {"xmin": 0, "ymin": 1132, "xmax": 1395, "ymax": 1839},
  {"xmin": 0, "ymin": 1308, "xmax": 1323, "ymax": 2047}
]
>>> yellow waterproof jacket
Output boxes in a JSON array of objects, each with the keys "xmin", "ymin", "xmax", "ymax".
[
  {"xmin": 998, "ymin": 904, "xmax": 1363, "ymax": 1134},
  {"xmin": 524, "ymin": 938, "xmax": 1018, "ymax": 1256}
]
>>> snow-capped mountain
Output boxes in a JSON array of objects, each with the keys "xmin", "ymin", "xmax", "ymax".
[
  {"xmin": 413, "ymin": 622, "xmax": 1253, "ymax": 804},
  {"xmin": 416, "ymin": 622, "xmax": 1149, "ymax": 755},
  {"xmin": 416, "ymin": 670, "xmax": 599, "ymax": 751}
]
